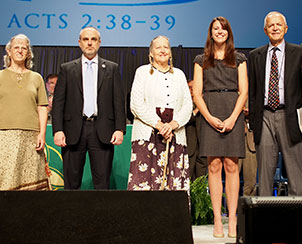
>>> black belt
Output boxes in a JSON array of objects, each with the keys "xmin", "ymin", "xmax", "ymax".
[
  {"xmin": 264, "ymin": 104, "xmax": 285, "ymax": 112},
  {"xmin": 83, "ymin": 115, "xmax": 97, "ymax": 121},
  {"xmin": 204, "ymin": 89, "xmax": 238, "ymax": 93}
]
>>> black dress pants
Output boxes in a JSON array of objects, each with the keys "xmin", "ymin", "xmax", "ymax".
[{"xmin": 62, "ymin": 120, "xmax": 114, "ymax": 189}]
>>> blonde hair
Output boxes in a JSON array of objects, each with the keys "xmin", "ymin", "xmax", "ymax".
[
  {"xmin": 4, "ymin": 34, "xmax": 34, "ymax": 69},
  {"xmin": 148, "ymin": 35, "xmax": 174, "ymax": 74}
]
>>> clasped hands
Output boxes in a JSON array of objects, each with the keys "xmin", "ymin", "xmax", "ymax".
[
  {"xmin": 155, "ymin": 120, "xmax": 179, "ymax": 142},
  {"xmin": 208, "ymin": 116, "xmax": 236, "ymax": 133}
]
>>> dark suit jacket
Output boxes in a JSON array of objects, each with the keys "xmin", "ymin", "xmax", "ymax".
[
  {"xmin": 248, "ymin": 42, "xmax": 302, "ymax": 145},
  {"xmin": 185, "ymin": 112, "xmax": 201, "ymax": 157},
  {"xmin": 52, "ymin": 56, "xmax": 126, "ymax": 145}
]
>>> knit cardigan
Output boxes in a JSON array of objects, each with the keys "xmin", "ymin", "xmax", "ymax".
[{"xmin": 130, "ymin": 64, "xmax": 192, "ymax": 146}]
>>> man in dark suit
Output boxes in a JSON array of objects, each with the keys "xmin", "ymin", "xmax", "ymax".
[
  {"xmin": 248, "ymin": 11, "xmax": 302, "ymax": 196},
  {"xmin": 52, "ymin": 27, "xmax": 126, "ymax": 189}
]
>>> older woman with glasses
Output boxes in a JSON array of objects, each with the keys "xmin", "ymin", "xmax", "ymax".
[{"xmin": 0, "ymin": 34, "xmax": 50, "ymax": 191}]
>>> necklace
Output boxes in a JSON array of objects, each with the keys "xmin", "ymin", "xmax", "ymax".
[
  {"xmin": 8, "ymin": 67, "xmax": 27, "ymax": 88},
  {"xmin": 16, "ymin": 72, "xmax": 23, "ymax": 88},
  {"xmin": 152, "ymin": 65, "xmax": 171, "ymax": 74}
]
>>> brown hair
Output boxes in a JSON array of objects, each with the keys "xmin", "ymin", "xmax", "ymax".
[{"xmin": 203, "ymin": 16, "xmax": 235, "ymax": 69}]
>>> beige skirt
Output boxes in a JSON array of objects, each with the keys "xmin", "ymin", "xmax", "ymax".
[{"xmin": 0, "ymin": 129, "xmax": 51, "ymax": 191}]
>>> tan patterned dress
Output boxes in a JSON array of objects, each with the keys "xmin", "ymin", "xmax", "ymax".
[
  {"xmin": 0, "ymin": 130, "xmax": 50, "ymax": 190},
  {"xmin": 0, "ymin": 69, "xmax": 50, "ymax": 190}
]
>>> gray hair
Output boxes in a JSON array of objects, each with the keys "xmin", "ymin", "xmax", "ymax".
[
  {"xmin": 264, "ymin": 11, "xmax": 287, "ymax": 28},
  {"xmin": 4, "ymin": 34, "xmax": 34, "ymax": 69},
  {"xmin": 79, "ymin": 27, "xmax": 101, "ymax": 40},
  {"xmin": 148, "ymin": 35, "xmax": 174, "ymax": 74}
]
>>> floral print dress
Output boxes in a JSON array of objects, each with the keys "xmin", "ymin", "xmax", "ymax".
[{"xmin": 127, "ymin": 109, "xmax": 190, "ymax": 192}]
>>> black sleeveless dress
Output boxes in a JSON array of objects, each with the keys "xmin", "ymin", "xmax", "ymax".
[{"xmin": 193, "ymin": 52, "xmax": 247, "ymax": 158}]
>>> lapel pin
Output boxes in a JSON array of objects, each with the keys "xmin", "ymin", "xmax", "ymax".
[{"xmin": 102, "ymin": 64, "xmax": 106, "ymax": 69}]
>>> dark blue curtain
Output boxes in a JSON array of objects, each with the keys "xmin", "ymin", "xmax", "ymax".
[{"xmin": 0, "ymin": 45, "xmax": 251, "ymax": 121}]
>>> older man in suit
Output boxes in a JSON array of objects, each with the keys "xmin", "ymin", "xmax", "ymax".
[
  {"xmin": 248, "ymin": 11, "xmax": 302, "ymax": 196},
  {"xmin": 52, "ymin": 27, "xmax": 126, "ymax": 189}
]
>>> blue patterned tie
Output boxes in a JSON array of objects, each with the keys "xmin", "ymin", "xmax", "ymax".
[
  {"xmin": 267, "ymin": 47, "xmax": 280, "ymax": 110},
  {"xmin": 83, "ymin": 60, "xmax": 95, "ymax": 117}
]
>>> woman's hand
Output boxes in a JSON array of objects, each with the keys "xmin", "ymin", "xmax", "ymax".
[
  {"xmin": 155, "ymin": 120, "xmax": 179, "ymax": 141},
  {"xmin": 36, "ymin": 133, "xmax": 45, "ymax": 151},
  {"xmin": 168, "ymin": 120, "xmax": 179, "ymax": 130},
  {"xmin": 221, "ymin": 116, "xmax": 236, "ymax": 133},
  {"xmin": 159, "ymin": 123, "xmax": 173, "ymax": 141},
  {"xmin": 155, "ymin": 120, "xmax": 164, "ymax": 131},
  {"xmin": 207, "ymin": 116, "xmax": 224, "ymax": 132}
]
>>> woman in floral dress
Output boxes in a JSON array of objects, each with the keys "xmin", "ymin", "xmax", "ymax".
[{"xmin": 127, "ymin": 36, "xmax": 192, "ymax": 191}]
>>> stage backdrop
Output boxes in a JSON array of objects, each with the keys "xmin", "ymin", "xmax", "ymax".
[
  {"xmin": 45, "ymin": 124, "xmax": 132, "ymax": 190},
  {"xmin": 1, "ymin": 0, "xmax": 301, "ymax": 48}
]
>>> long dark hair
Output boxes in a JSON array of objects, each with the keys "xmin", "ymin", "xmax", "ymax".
[{"xmin": 203, "ymin": 16, "xmax": 235, "ymax": 69}]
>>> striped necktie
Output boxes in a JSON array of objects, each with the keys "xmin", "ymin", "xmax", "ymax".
[{"xmin": 267, "ymin": 47, "xmax": 280, "ymax": 110}]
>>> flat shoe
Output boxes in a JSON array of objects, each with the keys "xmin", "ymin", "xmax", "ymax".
[
  {"xmin": 213, "ymin": 233, "xmax": 224, "ymax": 238},
  {"xmin": 228, "ymin": 233, "xmax": 236, "ymax": 238}
]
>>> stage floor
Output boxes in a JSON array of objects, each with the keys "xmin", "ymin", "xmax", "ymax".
[{"xmin": 192, "ymin": 223, "xmax": 236, "ymax": 244}]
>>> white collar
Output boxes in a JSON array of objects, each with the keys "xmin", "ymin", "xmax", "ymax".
[
  {"xmin": 82, "ymin": 55, "xmax": 98, "ymax": 64},
  {"xmin": 268, "ymin": 40, "xmax": 285, "ymax": 53}
]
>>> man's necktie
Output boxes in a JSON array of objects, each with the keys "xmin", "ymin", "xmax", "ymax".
[
  {"xmin": 267, "ymin": 47, "xmax": 280, "ymax": 110},
  {"xmin": 83, "ymin": 60, "xmax": 95, "ymax": 117}
]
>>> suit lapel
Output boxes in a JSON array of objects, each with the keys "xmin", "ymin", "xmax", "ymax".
[
  {"xmin": 73, "ymin": 58, "xmax": 83, "ymax": 93},
  {"xmin": 97, "ymin": 57, "xmax": 106, "ymax": 91},
  {"xmin": 258, "ymin": 45, "xmax": 268, "ymax": 96},
  {"xmin": 284, "ymin": 42, "xmax": 294, "ymax": 91}
]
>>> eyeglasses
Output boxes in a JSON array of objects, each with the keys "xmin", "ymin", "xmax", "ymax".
[{"xmin": 12, "ymin": 46, "xmax": 28, "ymax": 52}]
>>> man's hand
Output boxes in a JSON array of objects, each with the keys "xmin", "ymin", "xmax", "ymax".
[
  {"xmin": 110, "ymin": 130, "xmax": 124, "ymax": 145},
  {"xmin": 54, "ymin": 131, "xmax": 67, "ymax": 147}
]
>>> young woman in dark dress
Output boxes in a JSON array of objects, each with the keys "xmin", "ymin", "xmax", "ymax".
[{"xmin": 193, "ymin": 17, "xmax": 248, "ymax": 238}]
